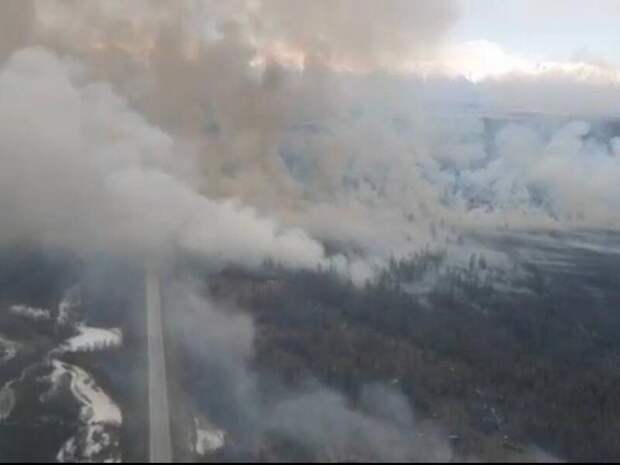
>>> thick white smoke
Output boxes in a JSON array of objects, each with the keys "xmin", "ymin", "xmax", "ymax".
[
  {"xmin": 482, "ymin": 66, "xmax": 620, "ymax": 117},
  {"xmin": 0, "ymin": 48, "xmax": 331, "ymax": 271},
  {"xmin": 167, "ymin": 279, "xmax": 455, "ymax": 461},
  {"xmin": 0, "ymin": 0, "xmax": 619, "ymax": 276}
]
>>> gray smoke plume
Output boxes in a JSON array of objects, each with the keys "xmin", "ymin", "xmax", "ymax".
[
  {"xmin": 0, "ymin": 0, "xmax": 463, "ymax": 275},
  {"xmin": 0, "ymin": 46, "xmax": 332, "ymax": 270},
  {"xmin": 0, "ymin": 0, "xmax": 619, "ymax": 274},
  {"xmin": 166, "ymin": 278, "xmax": 454, "ymax": 461},
  {"xmin": 0, "ymin": 0, "xmax": 35, "ymax": 60}
]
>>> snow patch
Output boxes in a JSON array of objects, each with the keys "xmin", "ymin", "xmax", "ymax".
[
  {"xmin": 52, "ymin": 361, "xmax": 122, "ymax": 463},
  {"xmin": 0, "ymin": 385, "xmax": 15, "ymax": 422},
  {"xmin": 0, "ymin": 335, "xmax": 18, "ymax": 364},
  {"xmin": 61, "ymin": 325, "xmax": 123, "ymax": 353},
  {"xmin": 0, "ymin": 364, "xmax": 31, "ymax": 422},
  {"xmin": 57, "ymin": 286, "xmax": 82, "ymax": 327},
  {"xmin": 57, "ymin": 423, "xmax": 121, "ymax": 463},
  {"xmin": 51, "ymin": 361, "xmax": 122, "ymax": 425},
  {"xmin": 9, "ymin": 304, "xmax": 51, "ymax": 322},
  {"xmin": 194, "ymin": 417, "xmax": 226, "ymax": 456}
]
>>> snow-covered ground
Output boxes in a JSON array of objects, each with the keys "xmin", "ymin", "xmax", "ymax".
[
  {"xmin": 0, "ymin": 335, "xmax": 21, "ymax": 420},
  {"xmin": 62, "ymin": 325, "xmax": 123, "ymax": 353},
  {"xmin": 0, "ymin": 334, "xmax": 18, "ymax": 364},
  {"xmin": 194, "ymin": 417, "xmax": 226, "ymax": 456},
  {"xmin": 57, "ymin": 422, "xmax": 121, "ymax": 463},
  {"xmin": 57, "ymin": 286, "xmax": 82, "ymax": 327},
  {"xmin": 54, "ymin": 287, "xmax": 124, "ymax": 462},
  {"xmin": 0, "ymin": 384, "xmax": 15, "ymax": 422},
  {"xmin": 50, "ymin": 360, "xmax": 122, "ymax": 425},
  {"xmin": 50, "ymin": 361, "xmax": 122, "ymax": 463},
  {"xmin": 9, "ymin": 304, "xmax": 51, "ymax": 322},
  {"xmin": 0, "ymin": 364, "xmax": 34, "ymax": 422},
  {"xmin": 1, "ymin": 285, "xmax": 125, "ymax": 462}
]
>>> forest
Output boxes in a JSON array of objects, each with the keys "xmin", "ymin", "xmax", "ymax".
[{"xmin": 181, "ymin": 248, "xmax": 620, "ymax": 461}]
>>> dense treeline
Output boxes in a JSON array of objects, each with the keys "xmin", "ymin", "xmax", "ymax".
[
  {"xmin": 204, "ymin": 251, "xmax": 620, "ymax": 461},
  {"xmin": 2, "ymin": 246, "xmax": 619, "ymax": 461}
]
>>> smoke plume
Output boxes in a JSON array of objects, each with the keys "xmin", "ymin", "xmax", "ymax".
[
  {"xmin": 0, "ymin": 0, "xmax": 619, "ymax": 271},
  {"xmin": 166, "ymin": 279, "xmax": 454, "ymax": 461}
]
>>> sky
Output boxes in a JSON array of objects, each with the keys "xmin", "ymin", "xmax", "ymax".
[{"xmin": 453, "ymin": 0, "xmax": 620, "ymax": 69}]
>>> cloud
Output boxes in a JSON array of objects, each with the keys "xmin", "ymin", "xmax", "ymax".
[
  {"xmin": 437, "ymin": 40, "xmax": 537, "ymax": 82},
  {"xmin": 519, "ymin": 0, "xmax": 620, "ymax": 19}
]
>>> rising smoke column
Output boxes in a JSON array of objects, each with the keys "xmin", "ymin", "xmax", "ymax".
[{"xmin": 1, "ymin": 0, "xmax": 619, "ymax": 274}]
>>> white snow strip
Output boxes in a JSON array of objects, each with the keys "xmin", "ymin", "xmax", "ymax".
[
  {"xmin": 81, "ymin": 424, "xmax": 114, "ymax": 459},
  {"xmin": 52, "ymin": 361, "xmax": 122, "ymax": 463},
  {"xmin": 57, "ymin": 424, "xmax": 121, "ymax": 463},
  {"xmin": 0, "ymin": 335, "xmax": 18, "ymax": 364},
  {"xmin": 0, "ymin": 363, "xmax": 32, "ymax": 422},
  {"xmin": 57, "ymin": 286, "xmax": 81, "ymax": 327},
  {"xmin": 56, "ymin": 437, "xmax": 77, "ymax": 462},
  {"xmin": 51, "ymin": 360, "xmax": 122, "ymax": 425},
  {"xmin": 194, "ymin": 418, "xmax": 226, "ymax": 456},
  {"xmin": 62, "ymin": 325, "xmax": 123, "ymax": 353},
  {"xmin": 0, "ymin": 386, "xmax": 15, "ymax": 422},
  {"xmin": 9, "ymin": 304, "xmax": 51, "ymax": 322}
]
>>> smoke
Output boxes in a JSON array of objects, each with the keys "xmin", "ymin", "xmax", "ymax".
[
  {"xmin": 166, "ymin": 279, "xmax": 453, "ymax": 461},
  {"xmin": 450, "ymin": 120, "xmax": 620, "ymax": 228},
  {"xmin": 0, "ymin": 47, "xmax": 330, "ymax": 271},
  {"xmin": 0, "ymin": 0, "xmax": 463, "ymax": 274},
  {"xmin": 167, "ymin": 279, "xmax": 565, "ymax": 461},
  {"xmin": 0, "ymin": 0, "xmax": 35, "ymax": 60},
  {"xmin": 482, "ymin": 66, "xmax": 620, "ymax": 117},
  {"xmin": 252, "ymin": 0, "xmax": 459, "ymax": 70},
  {"xmin": 267, "ymin": 387, "xmax": 452, "ymax": 462},
  {"xmin": 0, "ymin": 2, "xmax": 608, "ymax": 460},
  {"xmin": 0, "ymin": 0, "xmax": 619, "ymax": 273}
]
